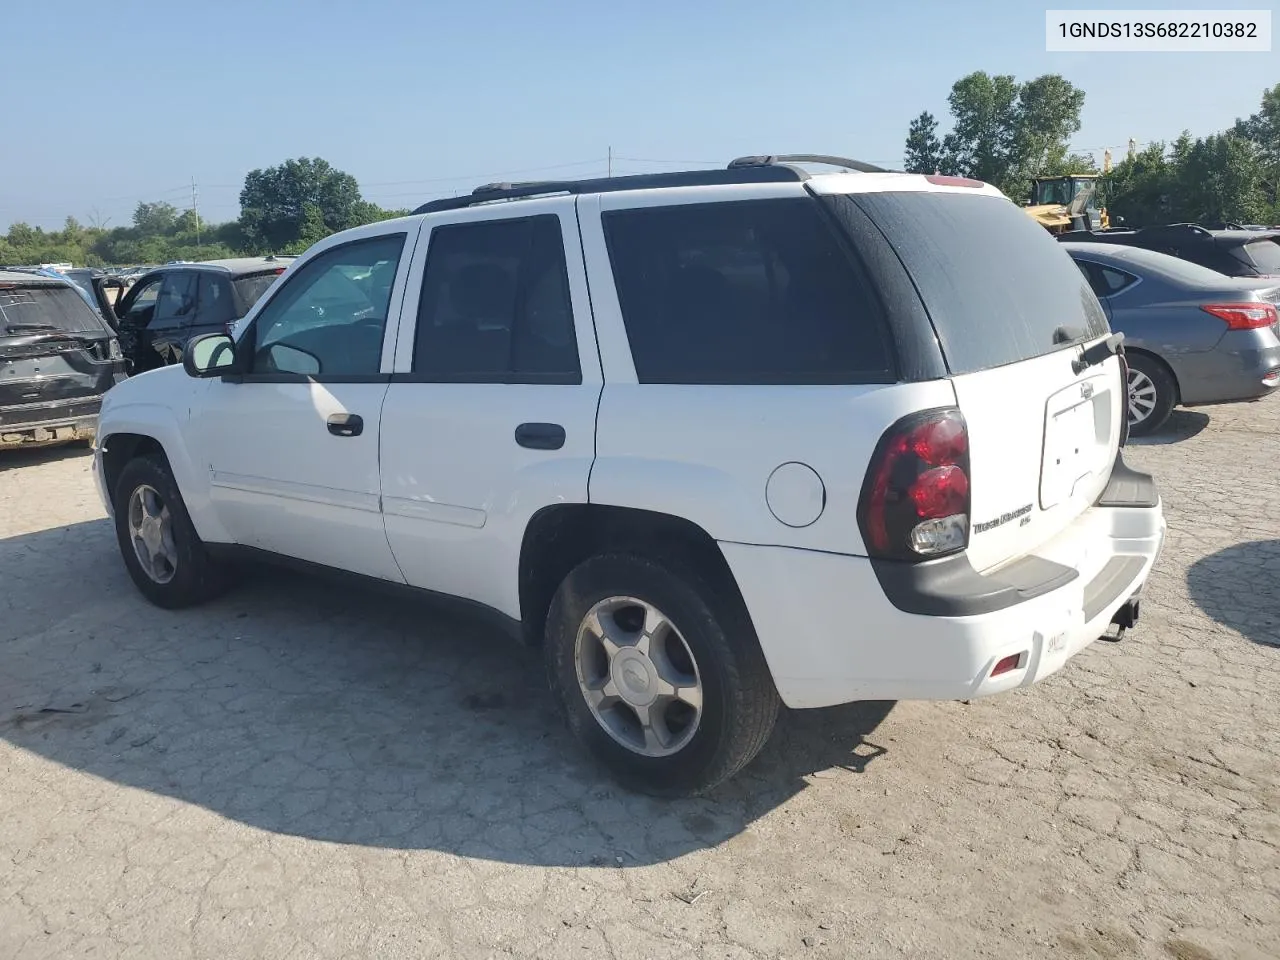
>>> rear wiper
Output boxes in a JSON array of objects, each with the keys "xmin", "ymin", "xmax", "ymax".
[
  {"xmin": 5, "ymin": 323, "xmax": 59, "ymax": 333},
  {"xmin": 1072, "ymin": 332, "xmax": 1125, "ymax": 374}
]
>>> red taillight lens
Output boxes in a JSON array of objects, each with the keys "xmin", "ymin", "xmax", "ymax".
[
  {"xmin": 859, "ymin": 409, "xmax": 971, "ymax": 561},
  {"xmin": 274, "ymin": 267, "xmax": 286, "ymax": 275},
  {"xmin": 1201, "ymin": 302, "xmax": 1278, "ymax": 330}
]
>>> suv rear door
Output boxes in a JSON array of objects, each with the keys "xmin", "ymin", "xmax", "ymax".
[
  {"xmin": 380, "ymin": 197, "xmax": 602, "ymax": 619},
  {"xmin": 823, "ymin": 185, "xmax": 1124, "ymax": 572}
]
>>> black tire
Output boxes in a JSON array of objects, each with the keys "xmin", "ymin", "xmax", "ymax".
[
  {"xmin": 544, "ymin": 553, "xmax": 779, "ymax": 796},
  {"xmin": 113, "ymin": 454, "xmax": 230, "ymax": 609},
  {"xmin": 1126, "ymin": 353, "xmax": 1177, "ymax": 437}
]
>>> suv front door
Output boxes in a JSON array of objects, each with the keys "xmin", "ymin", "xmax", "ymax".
[{"xmin": 189, "ymin": 227, "xmax": 417, "ymax": 581}]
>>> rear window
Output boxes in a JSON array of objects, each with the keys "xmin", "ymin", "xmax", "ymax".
[
  {"xmin": 232, "ymin": 271, "xmax": 283, "ymax": 316},
  {"xmin": 1233, "ymin": 239, "xmax": 1280, "ymax": 275},
  {"xmin": 839, "ymin": 192, "xmax": 1109, "ymax": 375},
  {"xmin": 602, "ymin": 198, "xmax": 892, "ymax": 384},
  {"xmin": 0, "ymin": 283, "xmax": 106, "ymax": 336}
]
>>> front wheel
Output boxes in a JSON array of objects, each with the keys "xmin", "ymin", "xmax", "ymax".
[
  {"xmin": 1126, "ymin": 354, "xmax": 1176, "ymax": 437},
  {"xmin": 544, "ymin": 553, "xmax": 779, "ymax": 796},
  {"xmin": 113, "ymin": 454, "xmax": 230, "ymax": 608}
]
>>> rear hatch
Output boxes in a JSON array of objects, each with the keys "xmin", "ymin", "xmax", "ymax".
[
  {"xmin": 0, "ymin": 279, "xmax": 118, "ymax": 411},
  {"xmin": 1227, "ymin": 236, "xmax": 1280, "ymax": 278},
  {"xmin": 828, "ymin": 187, "xmax": 1123, "ymax": 573}
]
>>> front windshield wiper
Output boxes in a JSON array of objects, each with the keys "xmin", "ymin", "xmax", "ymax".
[{"xmin": 4, "ymin": 323, "xmax": 60, "ymax": 333}]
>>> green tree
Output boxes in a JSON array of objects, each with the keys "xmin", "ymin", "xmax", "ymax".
[
  {"xmin": 132, "ymin": 201, "xmax": 179, "ymax": 235},
  {"xmin": 1234, "ymin": 83, "xmax": 1280, "ymax": 214},
  {"xmin": 239, "ymin": 157, "xmax": 364, "ymax": 252},
  {"xmin": 1106, "ymin": 142, "xmax": 1175, "ymax": 226},
  {"xmin": 1175, "ymin": 133, "xmax": 1267, "ymax": 224},
  {"xmin": 903, "ymin": 111, "xmax": 945, "ymax": 174},
  {"xmin": 910, "ymin": 71, "xmax": 1087, "ymax": 199}
]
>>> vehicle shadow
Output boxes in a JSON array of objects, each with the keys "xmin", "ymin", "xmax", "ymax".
[
  {"xmin": 0, "ymin": 442, "xmax": 94, "ymax": 469},
  {"xmin": 1128, "ymin": 409, "xmax": 1210, "ymax": 446},
  {"xmin": 1186, "ymin": 539, "xmax": 1280, "ymax": 648},
  {"xmin": 0, "ymin": 518, "xmax": 894, "ymax": 866}
]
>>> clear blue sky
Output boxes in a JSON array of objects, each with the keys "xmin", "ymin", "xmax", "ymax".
[{"xmin": 3, "ymin": 0, "xmax": 1275, "ymax": 230}]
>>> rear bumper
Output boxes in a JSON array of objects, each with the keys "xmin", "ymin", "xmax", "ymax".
[
  {"xmin": 0, "ymin": 397, "xmax": 101, "ymax": 448},
  {"xmin": 1176, "ymin": 333, "xmax": 1280, "ymax": 405},
  {"xmin": 721, "ymin": 456, "xmax": 1166, "ymax": 709}
]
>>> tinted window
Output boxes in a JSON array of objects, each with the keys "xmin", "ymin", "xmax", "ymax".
[
  {"xmin": 413, "ymin": 215, "xmax": 580, "ymax": 383},
  {"xmin": 153, "ymin": 271, "xmax": 197, "ymax": 327},
  {"xmin": 842, "ymin": 192, "xmax": 1108, "ymax": 374},
  {"xmin": 122, "ymin": 277, "xmax": 161, "ymax": 325},
  {"xmin": 232, "ymin": 271, "xmax": 282, "ymax": 315},
  {"xmin": 0, "ymin": 283, "xmax": 106, "ymax": 335},
  {"xmin": 1235, "ymin": 239, "xmax": 1280, "ymax": 274},
  {"xmin": 198, "ymin": 273, "xmax": 237, "ymax": 327},
  {"xmin": 1073, "ymin": 259, "xmax": 1137, "ymax": 297},
  {"xmin": 250, "ymin": 233, "xmax": 405, "ymax": 377},
  {"xmin": 603, "ymin": 199, "xmax": 890, "ymax": 384}
]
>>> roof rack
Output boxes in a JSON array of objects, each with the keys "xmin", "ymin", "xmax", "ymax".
[
  {"xmin": 1135, "ymin": 223, "xmax": 1214, "ymax": 238},
  {"xmin": 409, "ymin": 153, "xmax": 894, "ymax": 215},
  {"xmin": 727, "ymin": 154, "xmax": 892, "ymax": 174}
]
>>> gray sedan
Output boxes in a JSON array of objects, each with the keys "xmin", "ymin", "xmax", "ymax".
[{"xmin": 1064, "ymin": 242, "xmax": 1280, "ymax": 435}]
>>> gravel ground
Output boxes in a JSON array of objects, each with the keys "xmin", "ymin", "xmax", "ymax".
[{"xmin": 1, "ymin": 399, "xmax": 1278, "ymax": 960}]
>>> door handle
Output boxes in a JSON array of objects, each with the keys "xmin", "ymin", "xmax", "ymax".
[
  {"xmin": 327, "ymin": 413, "xmax": 364, "ymax": 437},
  {"xmin": 514, "ymin": 422, "xmax": 565, "ymax": 450}
]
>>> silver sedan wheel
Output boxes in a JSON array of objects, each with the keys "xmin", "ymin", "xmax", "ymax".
[
  {"xmin": 127, "ymin": 484, "xmax": 178, "ymax": 584},
  {"xmin": 574, "ymin": 596, "xmax": 703, "ymax": 758},
  {"xmin": 1127, "ymin": 367, "xmax": 1159, "ymax": 426}
]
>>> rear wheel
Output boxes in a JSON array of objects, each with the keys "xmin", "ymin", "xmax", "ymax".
[
  {"xmin": 544, "ymin": 553, "xmax": 779, "ymax": 796},
  {"xmin": 1125, "ymin": 354, "xmax": 1176, "ymax": 436},
  {"xmin": 113, "ymin": 454, "xmax": 230, "ymax": 608}
]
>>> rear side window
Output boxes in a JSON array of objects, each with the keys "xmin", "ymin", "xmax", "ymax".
[
  {"xmin": 1073, "ymin": 259, "xmax": 1138, "ymax": 297},
  {"xmin": 153, "ymin": 271, "xmax": 197, "ymax": 328},
  {"xmin": 0, "ymin": 283, "xmax": 106, "ymax": 335},
  {"xmin": 840, "ymin": 192, "xmax": 1109, "ymax": 375},
  {"xmin": 1234, "ymin": 239, "xmax": 1280, "ymax": 274},
  {"xmin": 413, "ymin": 215, "xmax": 581, "ymax": 383},
  {"xmin": 233, "ymin": 271, "xmax": 283, "ymax": 315},
  {"xmin": 602, "ymin": 198, "xmax": 892, "ymax": 384},
  {"xmin": 198, "ymin": 273, "xmax": 237, "ymax": 327}
]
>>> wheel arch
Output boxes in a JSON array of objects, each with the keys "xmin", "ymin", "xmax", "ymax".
[
  {"xmin": 1125, "ymin": 347, "xmax": 1182, "ymax": 405},
  {"xmin": 517, "ymin": 503, "xmax": 750, "ymax": 647},
  {"xmin": 97, "ymin": 408, "xmax": 230, "ymax": 543}
]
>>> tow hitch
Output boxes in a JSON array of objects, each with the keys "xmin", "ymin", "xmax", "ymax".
[{"xmin": 1102, "ymin": 598, "xmax": 1140, "ymax": 642}]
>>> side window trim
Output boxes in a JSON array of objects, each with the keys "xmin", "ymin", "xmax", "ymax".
[{"xmin": 231, "ymin": 230, "xmax": 411, "ymax": 384}]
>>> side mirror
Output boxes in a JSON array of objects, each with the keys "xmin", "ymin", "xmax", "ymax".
[{"xmin": 183, "ymin": 333, "xmax": 237, "ymax": 378}]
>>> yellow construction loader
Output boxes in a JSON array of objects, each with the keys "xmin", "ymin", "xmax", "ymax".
[{"xmin": 1025, "ymin": 174, "xmax": 1111, "ymax": 233}]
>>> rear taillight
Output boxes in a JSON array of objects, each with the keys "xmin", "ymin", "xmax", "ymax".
[
  {"xmin": 858, "ymin": 409, "xmax": 970, "ymax": 561},
  {"xmin": 1201, "ymin": 302, "xmax": 1278, "ymax": 330}
]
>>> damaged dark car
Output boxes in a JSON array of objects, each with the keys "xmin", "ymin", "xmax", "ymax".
[
  {"xmin": 0, "ymin": 270, "xmax": 128, "ymax": 450},
  {"xmin": 112, "ymin": 257, "xmax": 292, "ymax": 372}
]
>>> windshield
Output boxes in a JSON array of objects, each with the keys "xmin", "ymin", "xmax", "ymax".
[
  {"xmin": 0, "ymin": 283, "xmax": 107, "ymax": 336},
  {"xmin": 836, "ymin": 191, "xmax": 1109, "ymax": 375},
  {"xmin": 1233, "ymin": 239, "xmax": 1280, "ymax": 275}
]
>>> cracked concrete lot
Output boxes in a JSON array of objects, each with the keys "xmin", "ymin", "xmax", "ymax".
[{"xmin": 1, "ymin": 399, "xmax": 1278, "ymax": 960}]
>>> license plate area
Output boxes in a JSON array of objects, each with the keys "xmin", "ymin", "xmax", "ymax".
[{"xmin": 1040, "ymin": 376, "xmax": 1110, "ymax": 510}]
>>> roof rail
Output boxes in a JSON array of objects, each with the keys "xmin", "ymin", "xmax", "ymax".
[
  {"xmin": 728, "ymin": 153, "xmax": 892, "ymax": 174},
  {"xmin": 410, "ymin": 164, "xmax": 807, "ymax": 215},
  {"xmin": 1137, "ymin": 222, "xmax": 1213, "ymax": 238}
]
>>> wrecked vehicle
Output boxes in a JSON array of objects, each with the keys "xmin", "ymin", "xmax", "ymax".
[
  {"xmin": 112, "ymin": 257, "xmax": 293, "ymax": 372},
  {"xmin": 0, "ymin": 270, "xmax": 128, "ymax": 450}
]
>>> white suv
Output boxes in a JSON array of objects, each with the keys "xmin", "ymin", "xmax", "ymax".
[{"xmin": 93, "ymin": 155, "xmax": 1166, "ymax": 795}]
